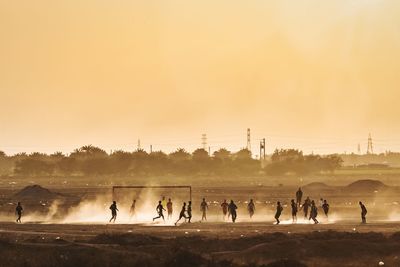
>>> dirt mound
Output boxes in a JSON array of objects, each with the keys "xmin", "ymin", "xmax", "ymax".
[
  {"xmin": 346, "ymin": 179, "xmax": 387, "ymax": 192},
  {"xmin": 13, "ymin": 185, "xmax": 62, "ymax": 200},
  {"xmin": 303, "ymin": 182, "xmax": 330, "ymax": 190}
]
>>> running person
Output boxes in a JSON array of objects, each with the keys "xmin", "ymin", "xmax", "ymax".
[
  {"xmin": 15, "ymin": 202, "xmax": 23, "ymax": 223},
  {"xmin": 221, "ymin": 199, "xmax": 229, "ymax": 219},
  {"xmin": 175, "ymin": 202, "xmax": 187, "ymax": 225},
  {"xmin": 296, "ymin": 187, "xmax": 303, "ymax": 207},
  {"xmin": 291, "ymin": 199, "xmax": 297, "ymax": 223},
  {"xmin": 247, "ymin": 199, "xmax": 255, "ymax": 218},
  {"xmin": 359, "ymin": 201, "xmax": 367, "ymax": 224},
  {"xmin": 228, "ymin": 200, "xmax": 238, "ymax": 222},
  {"xmin": 109, "ymin": 201, "xmax": 119, "ymax": 223},
  {"xmin": 187, "ymin": 201, "xmax": 192, "ymax": 223},
  {"xmin": 200, "ymin": 198, "xmax": 208, "ymax": 221},
  {"xmin": 322, "ymin": 200, "xmax": 329, "ymax": 218},
  {"xmin": 167, "ymin": 198, "xmax": 173, "ymax": 219},
  {"xmin": 153, "ymin": 201, "xmax": 166, "ymax": 222},
  {"xmin": 275, "ymin": 201, "xmax": 283, "ymax": 225},
  {"xmin": 310, "ymin": 200, "xmax": 319, "ymax": 224}
]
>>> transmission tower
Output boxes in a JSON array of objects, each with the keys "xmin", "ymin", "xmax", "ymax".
[
  {"xmin": 201, "ymin": 134, "xmax": 207, "ymax": 150},
  {"xmin": 367, "ymin": 133, "xmax": 373, "ymax": 154},
  {"xmin": 246, "ymin": 128, "xmax": 251, "ymax": 152}
]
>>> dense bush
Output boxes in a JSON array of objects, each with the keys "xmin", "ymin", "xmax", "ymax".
[{"xmin": 0, "ymin": 146, "xmax": 342, "ymax": 177}]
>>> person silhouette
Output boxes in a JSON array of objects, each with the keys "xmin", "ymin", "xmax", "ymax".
[
  {"xmin": 322, "ymin": 200, "xmax": 330, "ymax": 218},
  {"xmin": 221, "ymin": 199, "xmax": 229, "ymax": 220},
  {"xmin": 310, "ymin": 200, "xmax": 319, "ymax": 224},
  {"xmin": 359, "ymin": 201, "xmax": 367, "ymax": 224},
  {"xmin": 175, "ymin": 202, "xmax": 188, "ymax": 225},
  {"xmin": 228, "ymin": 200, "xmax": 238, "ymax": 222},
  {"xmin": 187, "ymin": 201, "xmax": 192, "ymax": 223},
  {"xmin": 200, "ymin": 198, "xmax": 208, "ymax": 221},
  {"xmin": 15, "ymin": 202, "xmax": 23, "ymax": 223},
  {"xmin": 153, "ymin": 200, "xmax": 166, "ymax": 222},
  {"xmin": 247, "ymin": 199, "xmax": 255, "ymax": 218},
  {"xmin": 275, "ymin": 201, "xmax": 283, "ymax": 224},
  {"xmin": 302, "ymin": 197, "xmax": 311, "ymax": 219},
  {"xmin": 167, "ymin": 198, "xmax": 173, "ymax": 219},
  {"xmin": 109, "ymin": 201, "xmax": 119, "ymax": 223},
  {"xmin": 291, "ymin": 199, "xmax": 297, "ymax": 223}
]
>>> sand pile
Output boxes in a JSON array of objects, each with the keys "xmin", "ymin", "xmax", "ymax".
[
  {"xmin": 13, "ymin": 185, "xmax": 63, "ymax": 200},
  {"xmin": 346, "ymin": 179, "xmax": 387, "ymax": 192}
]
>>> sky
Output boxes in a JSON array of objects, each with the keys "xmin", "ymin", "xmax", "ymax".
[{"xmin": 0, "ymin": 0, "xmax": 400, "ymax": 156}]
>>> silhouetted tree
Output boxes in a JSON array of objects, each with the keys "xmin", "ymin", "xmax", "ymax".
[{"xmin": 213, "ymin": 148, "xmax": 231, "ymax": 161}]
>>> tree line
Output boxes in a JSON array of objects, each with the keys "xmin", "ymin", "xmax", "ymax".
[{"xmin": 0, "ymin": 146, "xmax": 343, "ymax": 177}]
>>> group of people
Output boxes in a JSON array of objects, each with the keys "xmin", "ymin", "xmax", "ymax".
[
  {"xmin": 293, "ymin": 187, "xmax": 368, "ymax": 224},
  {"xmin": 13, "ymin": 187, "xmax": 368, "ymax": 225},
  {"xmin": 128, "ymin": 187, "xmax": 367, "ymax": 225},
  {"xmin": 290, "ymin": 188, "xmax": 331, "ymax": 224}
]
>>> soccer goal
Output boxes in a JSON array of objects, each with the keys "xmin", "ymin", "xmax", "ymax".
[{"xmin": 112, "ymin": 185, "xmax": 192, "ymax": 202}]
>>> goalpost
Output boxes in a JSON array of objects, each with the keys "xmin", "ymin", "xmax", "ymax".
[{"xmin": 112, "ymin": 185, "xmax": 192, "ymax": 201}]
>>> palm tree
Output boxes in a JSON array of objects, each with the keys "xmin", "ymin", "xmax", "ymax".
[{"xmin": 169, "ymin": 148, "xmax": 191, "ymax": 162}]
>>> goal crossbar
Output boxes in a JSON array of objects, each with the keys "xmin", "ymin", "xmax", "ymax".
[{"xmin": 112, "ymin": 185, "xmax": 192, "ymax": 201}]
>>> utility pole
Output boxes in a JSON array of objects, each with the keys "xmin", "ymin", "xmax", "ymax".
[
  {"xmin": 367, "ymin": 133, "xmax": 373, "ymax": 154},
  {"xmin": 150, "ymin": 145, "xmax": 153, "ymax": 153},
  {"xmin": 357, "ymin": 143, "xmax": 361, "ymax": 155},
  {"xmin": 259, "ymin": 138, "xmax": 266, "ymax": 162},
  {"xmin": 137, "ymin": 139, "xmax": 141, "ymax": 151}
]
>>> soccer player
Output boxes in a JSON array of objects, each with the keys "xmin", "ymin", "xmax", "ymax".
[
  {"xmin": 359, "ymin": 201, "xmax": 367, "ymax": 224},
  {"xmin": 322, "ymin": 200, "xmax": 330, "ymax": 218},
  {"xmin": 310, "ymin": 200, "xmax": 319, "ymax": 224},
  {"xmin": 228, "ymin": 200, "xmax": 238, "ymax": 223},
  {"xmin": 187, "ymin": 201, "xmax": 192, "ymax": 223},
  {"xmin": 15, "ymin": 202, "xmax": 23, "ymax": 223},
  {"xmin": 153, "ymin": 200, "xmax": 166, "ymax": 222},
  {"xmin": 109, "ymin": 201, "xmax": 119, "ymax": 223},
  {"xmin": 302, "ymin": 197, "xmax": 311, "ymax": 219},
  {"xmin": 200, "ymin": 198, "xmax": 208, "ymax": 221},
  {"xmin": 175, "ymin": 202, "xmax": 188, "ymax": 225},
  {"xmin": 221, "ymin": 199, "xmax": 229, "ymax": 219},
  {"xmin": 247, "ymin": 199, "xmax": 255, "ymax": 218},
  {"xmin": 275, "ymin": 201, "xmax": 283, "ymax": 225},
  {"xmin": 167, "ymin": 198, "xmax": 173, "ymax": 219},
  {"xmin": 291, "ymin": 199, "xmax": 297, "ymax": 223}
]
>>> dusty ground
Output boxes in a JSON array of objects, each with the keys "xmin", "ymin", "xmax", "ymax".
[
  {"xmin": 0, "ymin": 222, "xmax": 400, "ymax": 267},
  {"xmin": 0, "ymin": 181, "xmax": 400, "ymax": 267}
]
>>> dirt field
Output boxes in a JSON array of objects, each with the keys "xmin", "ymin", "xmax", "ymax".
[
  {"xmin": 0, "ymin": 222, "xmax": 400, "ymax": 267},
  {"xmin": 1, "ymin": 179, "xmax": 400, "ymax": 267}
]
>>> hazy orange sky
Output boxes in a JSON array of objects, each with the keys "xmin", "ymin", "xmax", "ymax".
[{"xmin": 1, "ymin": 0, "xmax": 399, "ymax": 155}]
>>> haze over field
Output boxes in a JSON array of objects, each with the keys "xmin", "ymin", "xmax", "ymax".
[{"xmin": 1, "ymin": 0, "xmax": 399, "ymax": 155}]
